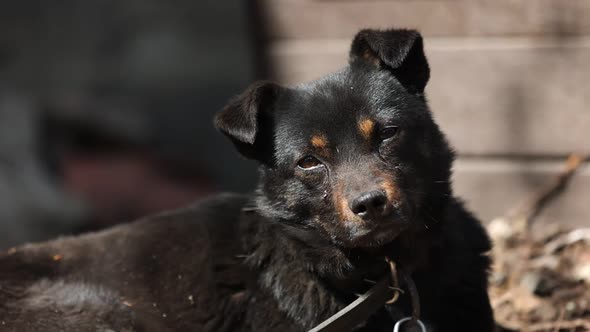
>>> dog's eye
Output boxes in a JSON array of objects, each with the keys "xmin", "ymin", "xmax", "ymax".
[
  {"xmin": 297, "ymin": 156, "xmax": 323, "ymax": 170},
  {"xmin": 379, "ymin": 126, "xmax": 399, "ymax": 141}
]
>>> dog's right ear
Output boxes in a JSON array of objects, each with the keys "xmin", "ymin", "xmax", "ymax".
[
  {"xmin": 350, "ymin": 29, "xmax": 430, "ymax": 94},
  {"xmin": 215, "ymin": 81, "xmax": 281, "ymax": 162}
]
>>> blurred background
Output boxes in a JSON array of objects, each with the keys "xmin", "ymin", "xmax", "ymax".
[{"xmin": 0, "ymin": 0, "xmax": 588, "ymax": 250}]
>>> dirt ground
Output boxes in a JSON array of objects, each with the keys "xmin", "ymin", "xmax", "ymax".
[{"xmin": 488, "ymin": 155, "xmax": 589, "ymax": 332}]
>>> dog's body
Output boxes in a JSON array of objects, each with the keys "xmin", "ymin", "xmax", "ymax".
[
  {"xmin": 0, "ymin": 29, "xmax": 494, "ymax": 331},
  {"xmin": 0, "ymin": 194, "xmax": 293, "ymax": 331}
]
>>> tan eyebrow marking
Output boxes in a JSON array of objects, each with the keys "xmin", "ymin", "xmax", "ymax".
[
  {"xmin": 311, "ymin": 135, "xmax": 328, "ymax": 149},
  {"xmin": 358, "ymin": 118, "xmax": 375, "ymax": 140}
]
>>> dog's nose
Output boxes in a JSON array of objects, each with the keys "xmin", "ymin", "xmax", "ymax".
[{"xmin": 349, "ymin": 190, "xmax": 388, "ymax": 219}]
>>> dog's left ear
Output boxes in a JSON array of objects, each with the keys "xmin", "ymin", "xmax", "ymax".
[
  {"xmin": 350, "ymin": 29, "xmax": 430, "ymax": 94},
  {"xmin": 214, "ymin": 81, "xmax": 281, "ymax": 163}
]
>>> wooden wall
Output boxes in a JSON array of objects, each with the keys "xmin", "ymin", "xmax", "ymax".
[{"xmin": 260, "ymin": 0, "xmax": 590, "ymax": 230}]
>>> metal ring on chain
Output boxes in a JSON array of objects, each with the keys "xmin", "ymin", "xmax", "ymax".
[{"xmin": 392, "ymin": 317, "xmax": 426, "ymax": 332}]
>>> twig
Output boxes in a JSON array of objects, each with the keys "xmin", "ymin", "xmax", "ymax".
[
  {"xmin": 524, "ymin": 318, "xmax": 590, "ymax": 332},
  {"xmin": 506, "ymin": 154, "xmax": 584, "ymax": 231},
  {"xmin": 552, "ymin": 307, "xmax": 565, "ymax": 332},
  {"xmin": 544, "ymin": 228, "xmax": 590, "ymax": 254}
]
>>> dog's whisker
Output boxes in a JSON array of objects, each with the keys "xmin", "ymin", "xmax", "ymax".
[{"xmin": 421, "ymin": 205, "xmax": 442, "ymax": 225}]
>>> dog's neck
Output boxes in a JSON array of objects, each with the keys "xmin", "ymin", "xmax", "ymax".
[{"xmin": 240, "ymin": 204, "xmax": 439, "ymax": 330}]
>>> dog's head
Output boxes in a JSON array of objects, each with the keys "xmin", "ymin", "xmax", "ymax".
[{"xmin": 215, "ymin": 29, "xmax": 453, "ymax": 248}]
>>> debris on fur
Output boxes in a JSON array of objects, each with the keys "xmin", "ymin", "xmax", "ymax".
[{"xmin": 488, "ymin": 154, "xmax": 590, "ymax": 332}]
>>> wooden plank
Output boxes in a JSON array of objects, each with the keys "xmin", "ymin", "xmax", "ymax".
[
  {"xmin": 269, "ymin": 37, "xmax": 590, "ymax": 155},
  {"xmin": 452, "ymin": 159, "xmax": 590, "ymax": 234},
  {"xmin": 261, "ymin": 0, "xmax": 590, "ymax": 39}
]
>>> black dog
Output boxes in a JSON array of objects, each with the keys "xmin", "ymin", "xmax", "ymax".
[{"xmin": 0, "ymin": 29, "xmax": 494, "ymax": 331}]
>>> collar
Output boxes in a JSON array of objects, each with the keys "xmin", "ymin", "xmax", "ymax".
[
  {"xmin": 308, "ymin": 259, "xmax": 424, "ymax": 332},
  {"xmin": 308, "ymin": 275, "xmax": 393, "ymax": 332}
]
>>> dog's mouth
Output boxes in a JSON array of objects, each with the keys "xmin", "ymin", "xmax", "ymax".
[
  {"xmin": 349, "ymin": 223, "xmax": 408, "ymax": 248},
  {"xmin": 342, "ymin": 212, "xmax": 411, "ymax": 248}
]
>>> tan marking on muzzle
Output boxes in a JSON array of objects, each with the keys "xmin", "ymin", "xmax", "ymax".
[
  {"xmin": 311, "ymin": 134, "xmax": 328, "ymax": 149},
  {"xmin": 332, "ymin": 182, "xmax": 358, "ymax": 222},
  {"xmin": 358, "ymin": 118, "xmax": 375, "ymax": 141},
  {"xmin": 381, "ymin": 178, "xmax": 400, "ymax": 202}
]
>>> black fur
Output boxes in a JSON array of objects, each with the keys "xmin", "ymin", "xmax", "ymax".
[{"xmin": 0, "ymin": 29, "xmax": 494, "ymax": 331}]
